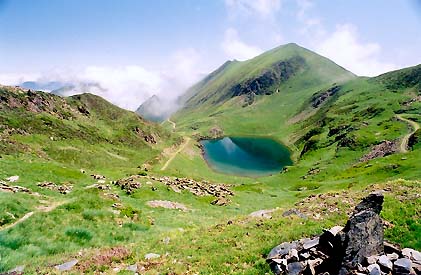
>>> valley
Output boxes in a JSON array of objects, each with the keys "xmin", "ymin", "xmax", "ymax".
[{"xmin": 0, "ymin": 44, "xmax": 420, "ymax": 274}]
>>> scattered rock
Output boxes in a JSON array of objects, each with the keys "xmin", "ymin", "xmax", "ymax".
[
  {"xmin": 144, "ymin": 253, "xmax": 160, "ymax": 260},
  {"xmin": 394, "ymin": 258, "xmax": 413, "ymax": 275},
  {"xmin": 5, "ymin": 176, "xmax": 19, "ymax": 182},
  {"xmin": 360, "ymin": 140, "xmax": 399, "ymax": 162},
  {"xmin": 402, "ymin": 248, "xmax": 421, "ymax": 264},
  {"xmin": 0, "ymin": 181, "xmax": 31, "ymax": 193},
  {"xmin": 55, "ymin": 259, "xmax": 78, "ymax": 271},
  {"xmin": 126, "ymin": 263, "xmax": 137, "ymax": 272},
  {"xmin": 91, "ymin": 174, "xmax": 105, "ymax": 180},
  {"xmin": 37, "ymin": 181, "xmax": 72, "ymax": 194},
  {"xmin": 146, "ymin": 200, "xmax": 189, "ymax": 211},
  {"xmin": 282, "ymin": 208, "xmax": 307, "ymax": 219},
  {"xmin": 267, "ymin": 191, "xmax": 421, "ymax": 275},
  {"xmin": 249, "ymin": 209, "xmax": 276, "ymax": 219},
  {"xmin": 367, "ymin": 264, "xmax": 381, "ymax": 275},
  {"xmin": 378, "ymin": 255, "xmax": 393, "ymax": 271},
  {"xmin": 149, "ymin": 175, "xmax": 233, "ymax": 199},
  {"xmin": 113, "ymin": 175, "xmax": 142, "ymax": 194},
  {"xmin": 211, "ymin": 197, "xmax": 231, "ymax": 206}
]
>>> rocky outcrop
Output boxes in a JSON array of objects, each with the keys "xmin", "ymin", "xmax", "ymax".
[
  {"xmin": 37, "ymin": 182, "xmax": 72, "ymax": 194},
  {"xmin": 0, "ymin": 181, "xmax": 31, "ymax": 193},
  {"xmin": 148, "ymin": 176, "xmax": 233, "ymax": 200},
  {"xmin": 134, "ymin": 127, "xmax": 157, "ymax": 144},
  {"xmin": 209, "ymin": 126, "xmax": 224, "ymax": 138},
  {"xmin": 360, "ymin": 140, "xmax": 399, "ymax": 162},
  {"xmin": 267, "ymin": 192, "xmax": 421, "ymax": 275},
  {"xmin": 113, "ymin": 175, "xmax": 142, "ymax": 194},
  {"xmin": 230, "ymin": 56, "xmax": 306, "ymax": 98},
  {"xmin": 311, "ymin": 85, "xmax": 341, "ymax": 108}
]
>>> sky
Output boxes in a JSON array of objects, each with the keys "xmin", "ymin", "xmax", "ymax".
[{"xmin": 1, "ymin": 0, "xmax": 421, "ymax": 110}]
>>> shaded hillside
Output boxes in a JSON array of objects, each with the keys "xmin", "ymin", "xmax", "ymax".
[
  {"xmin": 179, "ymin": 43, "xmax": 355, "ymax": 111},
  {"xmin": 0, "ymin": 85, "xmax": 175, "ymax": 170}
]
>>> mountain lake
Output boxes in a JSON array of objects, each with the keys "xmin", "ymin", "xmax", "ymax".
[{"xmin": 200, "ymin": 137, "xmax": 292, "ymax": 177}]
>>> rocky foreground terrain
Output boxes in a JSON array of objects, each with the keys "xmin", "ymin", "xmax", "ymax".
[{"xmin": 267, "ymin": 192, "xmax": 421, "ymax": 275}]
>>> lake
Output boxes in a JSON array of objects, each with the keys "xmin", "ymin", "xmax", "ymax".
[{"xmin": 200, "ymin": 137, "xmax": 292, "ymax": 177}]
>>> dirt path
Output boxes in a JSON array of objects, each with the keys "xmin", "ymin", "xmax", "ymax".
[
  {"xmin": 396, "ymin": 114, "xmax": 420, "ymax": 153},
  {"xmin": 1, "ymin": 200, "xmax": 68, "ymax": 231},
  {"xmin": 161, "ymin": 137, "xmax": 191, "ymax": 171},
  {"xmin": 1, "ymin": 211, "xmax": 34, "ymax": 231},
  {"xmin": 167, "ymin": 119, "xmax": 176, "ymax": 129}
]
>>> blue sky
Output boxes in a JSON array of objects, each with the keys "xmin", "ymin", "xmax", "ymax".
[{"xmin": 1, "ymin": 0, "xmax": 421, "ymax": 109}]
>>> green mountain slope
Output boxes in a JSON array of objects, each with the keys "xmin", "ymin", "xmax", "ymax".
[
  {"xmin": 173, "ymin": 43, "xmax": 355, "ymax": 137},
  {"xmin": 1, "ymin": 47, "xmax": 420, "ymax": 274},
  {"xmin": 0, "ymin": 85, "xmax": 176, "ymax": 173}
]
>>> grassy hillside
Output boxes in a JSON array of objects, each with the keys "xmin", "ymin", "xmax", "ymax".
[
  {"xmin": 173, "ymin": 43, "xmax": 355, "ymax": 139},
  {"xmin": 0, "ymin": 49, "xmax": 420, "ymax": 274}
]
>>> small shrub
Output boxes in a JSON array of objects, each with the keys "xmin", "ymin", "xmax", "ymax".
[
  {"xmin": 122, "ymin": 222, "xmax": 149, "ymax": 231},
  {"xmin": 82, "ymin": 209, "xmax": 110, "ymax": 221},
  {"xmin": 65, "ymin": 227, "xmax": 93, "ymax": 241},
  {"xmin": 120, "ymin": 206, "xmax": 141, "ymax": 219}
]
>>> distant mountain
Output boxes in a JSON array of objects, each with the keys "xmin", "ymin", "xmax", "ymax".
[
  {"xmin": 51, "ymin": 82, "xmax": 106, "ymax": 97},
  {"xmin": 20, "ymin": 81, "xmax": 68, "ymax": 91},
  {"xmin": 136, "ymin": 95, "xmax": 177, "ymax": 122}
]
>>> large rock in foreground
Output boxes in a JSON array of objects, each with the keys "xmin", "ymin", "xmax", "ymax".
[{"xmin": 267, "ymin": 192, "xmax": 420, "ymax": 275}]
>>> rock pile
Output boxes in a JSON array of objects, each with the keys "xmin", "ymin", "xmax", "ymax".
[
  {"xmin": 91, "ymin": 174, "xmax": 106, "ymax": 180},
  {"xmin": 267, "ymin": 192, "xmax": 421, "ymax": 275},
  {"xmin": 37, "ymin": 182, "xmax": 72, "ymax": 194},
  {"xmin": 113, "ymin": 176, "xmax": 141, "ymax": 194},
  {"xmin": 0, "ymin": 181, "xmax": 30, "ymax": 193},
  {"xmin": 360, "ymin": 140, "xmax": 399, "ymax": 162},
  {"xmin": 149, "ymin": 176, "xmax": 233, "ymax": 199}
]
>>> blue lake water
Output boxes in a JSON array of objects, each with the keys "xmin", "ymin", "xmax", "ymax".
[{"xmin": 200, "ymin": 137, "xmax": 292, "ymax": 177}]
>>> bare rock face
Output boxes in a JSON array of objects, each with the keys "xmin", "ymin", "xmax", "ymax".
[
  {"xmin": 340, "ymin": 192, "xmax": 384, "ymax": 273},
  {"xmin": 267, "ymin": 191, "xmax": 421, "ymax": 275}
]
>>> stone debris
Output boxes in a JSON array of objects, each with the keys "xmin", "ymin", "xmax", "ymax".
[
  {"xmin": 91, "ymin": 174, "xmax": 106, "ymax": 180},
  {"xmin": 55, "ymin": 259, "xmax": 78, "ymax": 271},
  {"xmin": 146, "ymin": 200, "xmax": 189, "ymax": 211},
  {"xmin": 113, "ymin": 176, "xmax": 141, "ymax": 194},
  {"xmin": 126, "ymin": 263, "xmax": 138, "ymax": 272},
  {"xmin": 360, "ymin": 140, "xmax": 399, "ymax": 162},
  {"xmin": 0, "ymin": 181, "xmax": 31, "ymax": 193},
  {"xmin": 86, "ymin": 183, "xmax": 111, "ymax": 190},
  {"xmin": 249, "ymin": 209, "xmax": 277, "ymax": 219},
  {"xmin": 5, "ymin": 175, "xmax": 19, "ymax": 182},
  {"xmin": 149, "ymin": 176, "xmax": 233, "ymax": 199},
  {"xmin": 294, "ymin": 191, "xmax": 358, "ymax": 220},
  {"xmin": 282, "ymin": 209, "xmax": 308, "ymax": 219},
  {"xmin": 267, "ymin": 192, "xmax": 421, "ymax": 275},
  {"xmin": 210, "ymin": 197, "xmax": 231, "ymax": 206},
  {"xmin": 37, "ymin": 182, "xmax": 72, "ymax": 194},
  {"xmin": 105, "ymin": 193, "xmax": 120, "ymax": 201},
  {"xmin": 144, "ymin": 253, "xmax": 161, "ymax": 260}
]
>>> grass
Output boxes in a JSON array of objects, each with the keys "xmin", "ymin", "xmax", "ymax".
[{"xmin": 0, "ymin": 54, "xmax": 420, "ymax": 273}]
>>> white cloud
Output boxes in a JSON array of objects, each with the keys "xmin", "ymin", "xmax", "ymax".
[
  {"xmin": 225, "ymin": 0, "xmax": 281, "ymax": 17},
  {"xmin": 0, "ymin": 48, "xmax": 205, "ymax": 112},
  {"xmin": 221, "ymin": 28, "xmax": 263, "ymax": 61},
  {"xmin": 316, "ymin": 24, "xmax": 398, "ymax": 76},
  {"xmin": 77, "ymin": 65, "xmax": 162, "ymax": 110},
  {"xmin": 0, "ymin": 72, "xmax": 41, "ymax": 86}
]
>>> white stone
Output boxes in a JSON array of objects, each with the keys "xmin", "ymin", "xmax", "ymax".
[
  {"xmin": 6, "ymin": 176, "xmax": 19, "ymax": 182},
  {"xmin": 144, "ymin": 253, "xmax": 160, "ymax": 260}
]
